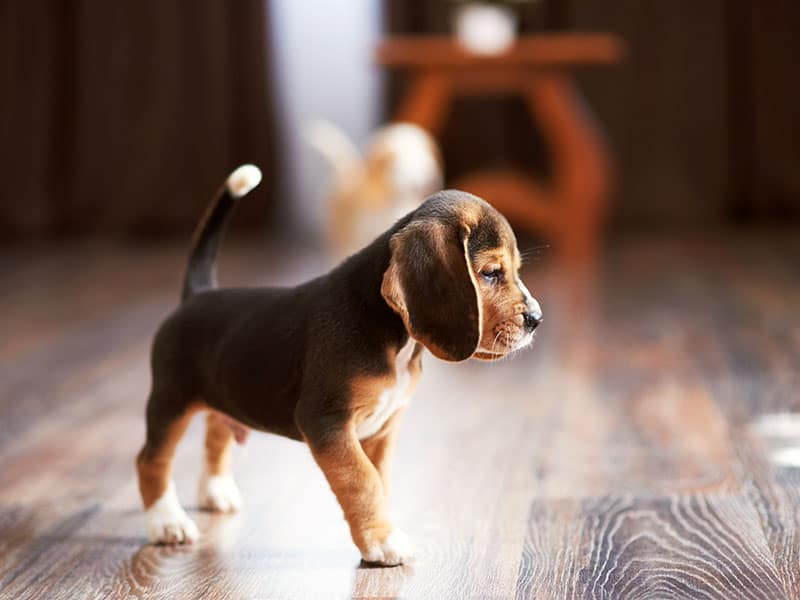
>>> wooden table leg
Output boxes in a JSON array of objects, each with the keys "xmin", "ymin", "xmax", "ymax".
[
  {"xmin": 394, "ymin": 70, "xmax": 452, "ymax": 136},
  {"xmin": 526, "ymin": 74, "xmax": 613, "ymax": 265},
  {"xmin": 393, "ymin": 68, "xmax": 613, "ymax": 269}
]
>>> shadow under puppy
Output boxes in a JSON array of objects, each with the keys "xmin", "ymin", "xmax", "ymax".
[{"xmin": 136, "ymin": 165, "xmax": 543, "ymax": 566}]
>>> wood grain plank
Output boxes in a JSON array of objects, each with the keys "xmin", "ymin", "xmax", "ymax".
[{"xmin": 518, "ymin": 493, "xmax": 785, "ymax": 600}]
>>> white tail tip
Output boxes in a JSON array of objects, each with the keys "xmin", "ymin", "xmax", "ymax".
[{"xmin": 226, "ymin": 164, "xmax": 262, "ymax": 198}]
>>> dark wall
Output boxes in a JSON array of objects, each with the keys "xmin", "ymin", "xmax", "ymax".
[
  {"xmin": 571, "ymin": 0, "xmax": 800, "ymax": 225},
  {"xmin": 571, "ymin": 1, "xmax": 729, "ymax": 226},
  {"xmin": 384, "ymin": 0, "xmax": 800, "ymax": 227},
  {"xmin": 748, "ymin": 1, "xmax": 800, "ymax": 220},
  {"xmin": 0, "ymin": 1, "xmax": 278, "ymax": 238}
]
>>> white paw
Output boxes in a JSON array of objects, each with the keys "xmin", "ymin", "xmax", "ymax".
[
  {"xmin": 145, "ymin": 483, "xmax": 199, "ymax": 545},
  {"xmin": 362, "ymin": 529, "xmax": 414, "ymax": 566},
  {"xmin": 198, "ymin": 472, "xmax": 242, "ymax": 513}
]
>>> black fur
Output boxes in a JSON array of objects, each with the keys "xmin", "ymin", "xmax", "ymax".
[{"xmin": 182, "ymin": 186, "xmax": 238, "ymax": 301}]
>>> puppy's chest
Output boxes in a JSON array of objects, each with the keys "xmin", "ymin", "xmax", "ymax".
[{"xmin": 355, "ymin": 338, "xmax": 419, "ymax": 440}]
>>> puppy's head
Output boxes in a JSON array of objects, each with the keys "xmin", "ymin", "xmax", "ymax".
[{"xmin": 381, "ymin": 190, "xmax": 542, "ymax": 362}]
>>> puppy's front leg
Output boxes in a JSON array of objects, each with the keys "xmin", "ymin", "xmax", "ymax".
[
  {"xmin": 305, "ymin": 426, "xmax": 412, "ymax": 565},
  {"xmin": 360, "ymin": 409, "xmax": 404, "ymax": 502}
]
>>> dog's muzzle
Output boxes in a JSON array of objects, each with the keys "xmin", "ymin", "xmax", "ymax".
[
  {"xmin": 522, "ymin": 295, "xmax": 543, "ymax": 333},
  {"xmin": 523, "ymin": 311, "xmax": 542, "ymax": 332}
]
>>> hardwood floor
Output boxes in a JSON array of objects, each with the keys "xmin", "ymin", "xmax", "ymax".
[{"xmin": 0, "ymin": 231, "xmax": 798, "ymax": 599}]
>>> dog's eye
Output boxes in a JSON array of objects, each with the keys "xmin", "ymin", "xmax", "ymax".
[{"xmin": 481, "ymin": 267, "xmax": 504, "ymax": 282}]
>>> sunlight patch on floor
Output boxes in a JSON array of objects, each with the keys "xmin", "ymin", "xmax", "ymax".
[{"xmin": 752, "ymin": 413, "xmax": 800, "ymax": 467}]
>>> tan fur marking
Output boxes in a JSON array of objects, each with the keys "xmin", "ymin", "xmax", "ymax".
[
  {"xmin": 360, "ymin": 408, "xmax": 405, "ymax": 500},
  {"xmin": 351, "ymin": 340, "xmax": 421, "ymax": 440},
  {"xmin": 136, "ymin": 404, "xmax": 201, "ymax": 508},
  {"xmin": 351, "ymin": 372, "xmax": 396, "ymax": 427},
  {"xmin": 472, "ymin": 246, "xmax": 531, "ymax": 356},
  {"xmin": 204, "ymin": 412, "xmax": 235, "ymax": 477}
]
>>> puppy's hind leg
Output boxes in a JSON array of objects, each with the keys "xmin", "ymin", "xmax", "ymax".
[
  {"xmin": 136, "ymin": 392, "xmax": 200, "ymax": 544},
  {"xmin": 198, "ymin": 412, "xmax": 242, "ymax": 513}
]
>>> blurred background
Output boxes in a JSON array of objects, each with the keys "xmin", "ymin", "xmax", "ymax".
[{"xmin": 2, "ymin": 0, "xmax": 799, "ymax": 244}]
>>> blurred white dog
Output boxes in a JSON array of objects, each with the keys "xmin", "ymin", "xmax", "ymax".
[{"xmin": 305, "ymin": 120, "xmax": 442, "ymax": 259}]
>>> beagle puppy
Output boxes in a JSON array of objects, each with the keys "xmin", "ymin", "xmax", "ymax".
[{"xmin": 136, "ymin": 165, "xmax": 542, "ymax": 566}]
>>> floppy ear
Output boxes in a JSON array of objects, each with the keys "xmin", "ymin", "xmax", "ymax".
[{"xmin": 381, "ymin": 219, "xmax": 481, "ymax": 361}]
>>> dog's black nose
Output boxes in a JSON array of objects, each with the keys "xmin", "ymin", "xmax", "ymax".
[{"xmin": 523, "ymin": 311, "xmax": 542, "ymax": 332}]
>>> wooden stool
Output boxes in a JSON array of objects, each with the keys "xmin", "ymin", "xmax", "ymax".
[{"xmin": 377, "ymin": 35, "xmax": 625, "ymax": 264}]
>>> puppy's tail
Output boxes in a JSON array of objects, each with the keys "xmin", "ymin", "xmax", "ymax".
[{"xmin": 181, "ymin": 164, "xmax": 262, "ymax": 301}]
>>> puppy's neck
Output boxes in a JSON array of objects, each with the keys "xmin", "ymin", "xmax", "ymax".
[{"xmin": 328, "ymin": 216, "xmax": 413, "ymax": 347}]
